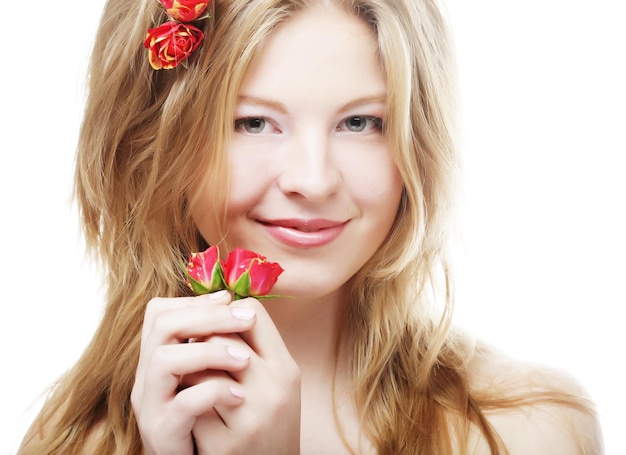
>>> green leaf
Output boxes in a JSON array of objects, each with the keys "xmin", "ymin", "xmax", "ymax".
[
  {"xmin": 254, "ymin": 294, "xmax": 294, "ymax": 300},
  {"xmin": 186, "ymin": 273, "xmax": 211, "ymax": 295},
  {"xmin": 211, "ymin": 261, "xmax": 226, "ymax": 291},
  {"xmin": 232, "ymin": 270, "xmax": 251, "ymax": 297}
]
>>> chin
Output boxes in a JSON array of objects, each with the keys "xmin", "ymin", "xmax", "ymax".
[{"xmin": 271, "ymin": 278, "xmax": 347, "ymax": 303}]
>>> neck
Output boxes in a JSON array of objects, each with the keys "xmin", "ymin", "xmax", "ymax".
[
  {"xmin": 264, "ymin": 292, "xmax": 368, "ymax": 453},
  {"xmin": 262, "ymin": 291, "xmax": 345, "ymax": 379}
]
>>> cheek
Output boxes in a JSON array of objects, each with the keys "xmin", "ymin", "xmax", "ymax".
[
  {"xmin": 226, "ymin": 181, "xmax": 258, "ymax": 218},
  {"xmin": 191, "ymin": 183, "xmax": 262, "ymax": 246},
  {"xmin": 192, "ymin": 151, "xmax": 276, "ymax": 243},
  {"xmin": 346, "ymin": 153, "xmax": 403, "ymax": 212},
  {"xmin": 190, "ymin": 185, "xmax": 221, "ymax": 245},
  {"xmin": 226, "ymin": 159, "xmax": 275, "ymax": 214}
]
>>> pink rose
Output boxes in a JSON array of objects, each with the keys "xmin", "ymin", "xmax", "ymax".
[
  {"xmin": 185, "ymin": 246, "xmax": 224, "ymax": 294},
  {"xmin": 158, "ymin": 0, "xmax": 210, "ymax": 22},
  {"xmin": 223, "ymin": 248, "xmax": 284, "ymax": 298},
  {"xmin": 144, "ymin": 21, "xmax": 204, "ymax": 70}
]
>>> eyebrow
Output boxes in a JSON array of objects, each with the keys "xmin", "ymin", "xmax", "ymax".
[
  {"xmin": 236, "ymin": 96, "xmax": 288, "ymax": 114},
  {"xmin": 340, "ymin": 94, "xmax": 387, "ymax": 112},
  {"xmin": 236, "ymin": 94, "xmax": 387, "ymax": 114}
]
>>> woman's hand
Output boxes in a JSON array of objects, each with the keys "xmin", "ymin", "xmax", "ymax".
[{"xmin": 130, "ymin": 290, "xmax": 301, "ymax": 455}]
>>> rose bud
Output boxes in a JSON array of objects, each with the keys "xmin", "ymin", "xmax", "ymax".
[
  {"xmin": 144, "ymin": 21, "xmax": 204, "ymax": 70},
  {"xmin": 158, "ymin": 0, "xmax": 210, "ymax": 22},
  {"xmin": 185, "ymin": 246, "xmax": 225, "ymax": 295},
  {"xmin": 223, "ymin": 248, "xmax": 284, "ymax": 298}
]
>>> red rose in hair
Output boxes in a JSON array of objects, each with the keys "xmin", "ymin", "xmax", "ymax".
[
  {"xmin": 223, "ymin": 248, "xmax": 284, "ymax": 298},
  {"xmin": 144, "ymin": 21, "xmax": 204, "ymax": 70},
  {"xmin": 158, "ymin": 0, "xmax": 210, "ymax": 22}
]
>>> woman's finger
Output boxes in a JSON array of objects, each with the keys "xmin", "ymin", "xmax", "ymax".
[
  {"xmin": 135, "ymin": 294, "xmax": 256, "ymax": 380},
  {"xmin": 171, "ymin": 375, "xmax": 245, "ymax": 425},
  {"xmin": 141, "ymin": 339, "xmax": 251, "ymax": 402},
  {"xmin": 229, "ymin": 298, "xmax": 298, "ymax": 366},
  {"xmin": 133, "ymin": 373, "xmax": 244, "ymax": 455}
]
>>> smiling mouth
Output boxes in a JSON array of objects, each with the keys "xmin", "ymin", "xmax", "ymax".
[
  {"xmin": 258, "ymin": 218, "xmax": 347, "ymax": 247},
  {"xmin": 283, "ymin": 225, "xmax": 323, "ymax": 232},
  {"xmin": 260, "ymin": 218, "xmax": 344, "ymax": 230}
]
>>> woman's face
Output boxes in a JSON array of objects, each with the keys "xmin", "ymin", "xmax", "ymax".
[{"xmin": 193, "ymin": 4, "xmax": 403, "ymax": 300}]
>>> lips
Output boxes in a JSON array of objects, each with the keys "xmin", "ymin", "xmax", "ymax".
[{"xmin": 258, "ymin": 218, "xmax": 347, "ymax": 248}]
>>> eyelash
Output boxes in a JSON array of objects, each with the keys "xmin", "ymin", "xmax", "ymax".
[
  {"xmin": 234, "ymin": 117, "xmax": 276, "ymax": 134},
  {"xmin": 336, "ymin": 115, "xmax": 383, "ymax": 133},
  {"xmin": 233, "ymin": 115, "xmax": 384, "ymax": 135}
]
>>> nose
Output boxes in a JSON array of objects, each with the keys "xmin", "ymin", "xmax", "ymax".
[{"xmin": 277, "ymin": 132, "xmax": 341, "ymax": 202}]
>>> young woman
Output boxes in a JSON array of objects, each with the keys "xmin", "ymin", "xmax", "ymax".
[{"xmin": 20, "ymin": 0, "xmax": 603, "ymax": 453}]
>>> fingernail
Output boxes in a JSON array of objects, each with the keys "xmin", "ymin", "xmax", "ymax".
[
  {"xmin": 230, "ymin": 386, "xmax": 245, "ymax": 399},
  {"xmin": 208, "ymin": 290, "xmax": 229, "ymax": 300},
  {"xmin": 231, "ymin": 307, "xmax": 255, "ymax": 321},
  {"xmin": 226, "ymin": 346, "xmax": 250, "ymax": 361}
]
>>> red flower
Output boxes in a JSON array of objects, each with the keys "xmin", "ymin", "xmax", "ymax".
[
  {"xmin": 185, "ymin": 246, "xmax": 224, "ymax": 295},
  {"xmin": 185, "ymin": 246, "xmax": 283, "ymax": 299},
  {"xmin": 223, "ymin": 248, "xmax": 284, "ymax": 298},
  {"xmin": 144, "ymin": 21, "xmax": 204, "ymax": 70},
  {"xmin": 158, "ymin": 0, "xmax": 210, "ymax": 22}
]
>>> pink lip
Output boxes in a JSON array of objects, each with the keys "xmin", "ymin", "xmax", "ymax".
[{"xmin": 259, "ymin": 218, "xmax": 347, "ymax": 248}]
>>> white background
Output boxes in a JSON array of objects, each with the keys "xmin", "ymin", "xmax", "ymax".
[{"xmin": 1, "ymin": 1, "xmax": 624, "ymax": 453}]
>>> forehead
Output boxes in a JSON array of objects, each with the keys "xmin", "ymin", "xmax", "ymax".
[{"xmin": 238, "ymin": 4, "xmax": 385, "ymax": 103}]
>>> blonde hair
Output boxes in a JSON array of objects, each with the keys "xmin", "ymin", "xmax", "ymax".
[{"xmin": 20, "ymin": 0, "xmax": 592, "ymax": 454}]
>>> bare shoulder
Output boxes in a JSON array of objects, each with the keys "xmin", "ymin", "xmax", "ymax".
[{"xmin": 465, "ymin": 344, "xmax": 604, "ymax": 455}]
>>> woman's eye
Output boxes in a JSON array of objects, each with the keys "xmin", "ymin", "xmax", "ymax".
[
  {"xmin": 339, "ymin": 116, "xmax": 383, "ymax": 133},
  {"xmin": 235, "ymin": 117, "xmax": 268, "ymax": 134}
]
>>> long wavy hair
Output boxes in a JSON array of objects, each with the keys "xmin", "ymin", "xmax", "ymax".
[{"xmin": 19, "ymin": 0, "xmax": 591, "ymax": 454}]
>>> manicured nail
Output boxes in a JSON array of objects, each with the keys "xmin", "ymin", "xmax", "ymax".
[
  {"xmin": 231, "ymin": 307, "xmax": 256, "ymax": 321},
  {"xmin": 208, "ymin": 290, "xmax": 229, "ymax": 300},
  {"xmin": 226, "ymin": 346, "xmax": 250, "ymax": 361},
  {"xmin": 230, "ymin": 386, "xmax": 245, "ymax": 399}
]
